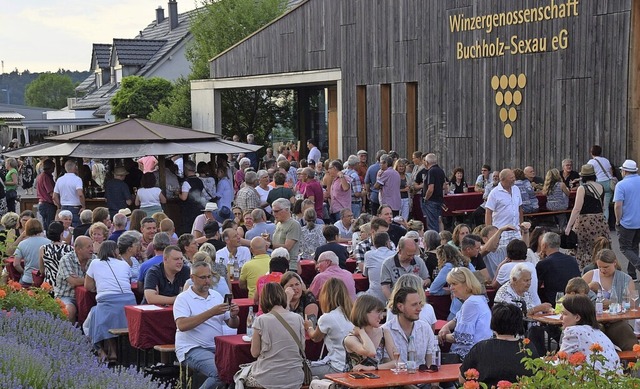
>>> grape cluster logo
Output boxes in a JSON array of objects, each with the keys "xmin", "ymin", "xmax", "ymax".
[{"xmin": 491, "ymin": 73, "xmax": 526, "ymax": 138}]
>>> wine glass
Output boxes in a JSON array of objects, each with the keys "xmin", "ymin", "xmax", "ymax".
[
  {"xmin": 555, "ymin": 292, "xmax": 564, "ymax": 314},
  {"xmin": 631, "ymin": 290, "xmax": 639, "ymax": 312},
  {"xmin": 392, "ymin": 350, "xmax": 401, "ymax": 374}
]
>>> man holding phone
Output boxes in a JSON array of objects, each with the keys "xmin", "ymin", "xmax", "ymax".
[{"xmin": 175, "ymin": 261, "xmax": 240, "ymax": 389}]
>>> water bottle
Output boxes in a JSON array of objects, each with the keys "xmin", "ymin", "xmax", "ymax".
[
  {"xmin": 432, "ymin": 334, "xmax": 441, "ymax": 367},
  {"xmin": 246, "ymin": 306, "xmax": 255, "ymax": 337},
  {"xmin": 610, "ymin": 288, "xmax": 620, "ymax": 314},
  {"xmin": 623, "ymin": 288, "xmax": 631, "ymax": 312},
  {"xmin": 406, "ymin": 336, "xmax": 417, "ymax": 374},
  {"xmin": 233, "ymin": 258, "xmax": 240, "ymax": 280},
  {"xmin": 595, "ymin": 290, "xmax": 604, "ymax": 316}
]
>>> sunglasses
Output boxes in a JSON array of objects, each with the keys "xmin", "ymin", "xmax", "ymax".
[{"xmin": 418, "ymin": 364, "xmax": 439, "ymax": 372}]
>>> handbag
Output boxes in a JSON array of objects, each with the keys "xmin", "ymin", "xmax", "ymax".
[
  {"xmin": 561, "ymin": 230, "xmax": 578, "ymax": 250},
  {"xmin": 233, "ymin": 362, "xmax": 253, "ymax": 389},
  {"xmin": 272, "ymin": 310, "xmax": 313, "ymax": 386},
  {"xmin": 593, "ymin": 158, "xmax": 617, "ymax": 191}
]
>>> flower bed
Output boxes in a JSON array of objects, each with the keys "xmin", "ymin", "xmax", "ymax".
[
  {"xmin": 0, "ymin": 309, "xmax": 166, "ymax": 388},
  {"xmin": 0, "ymin": 281, "xmax": 67, "ymax": 319},
  {"xmin": 462, "ymin": 341, "xmax": 640, "ymax": 388}
]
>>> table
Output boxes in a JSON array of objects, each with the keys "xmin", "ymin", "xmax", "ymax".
[
  {"xmin": 215, "ymin": 333, "xmax": 324, "ymax": 384},
  {"xmin": 353, "ymin": 273, "xmax": 369, "ymax": 293},
  {"xmin": 530, "ymin": 309, "xmax": 640, "ymax": 326},
  {"xmin": 231, "ymin": 280, "xmax": 248, "ymax": 298},
  {"xmin": 299, "ymin": 259, "xmax": 317, "ymax": 286},
  {"xmin": 325, "ymin": 363, "xmax": 462, "ymax": 388},
  {"xmin": 442, "ymin": 191, "xmax": 576, "ymax": 217},
  {"xmin": 345, "ymin": 258, "xmax": 357, "ymax": 273},
  {"xmin": 125, "ymin": 305, "xmax": 175, "ymax": 350},
  {"xmin": 75, "ymin": 283, "xmax": 143, "ymax": 324}
]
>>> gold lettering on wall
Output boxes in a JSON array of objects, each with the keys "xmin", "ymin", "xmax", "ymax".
[{"xmin": 492, "ymin": 73, "xmax": 527, "ymax": 138}]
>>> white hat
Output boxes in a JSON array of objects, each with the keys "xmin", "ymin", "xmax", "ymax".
[
  {"xmin": 620, "ymin": 160, "xmax": 638, "ymax": 173},
  {"xmin": 202, "ymin": 202, "xmax": 218, "ymax": 212},
  {"xmin": 118, "ymin": 208, "xmax": 132, "ymax": 216}
]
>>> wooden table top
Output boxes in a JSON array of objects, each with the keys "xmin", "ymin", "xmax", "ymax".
[{"xmin": 325, "ymin": 364, "xmax": 461, "ymax": 388}]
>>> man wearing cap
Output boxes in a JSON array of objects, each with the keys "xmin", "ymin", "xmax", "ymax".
[
  {"xmin": 356, "ymin": 150, "xmax": 368, "ymax": 182},
  {"xmin": 104, "ymin": 166, "xmax": 132, "ymax": 218},
  {"xmin": 614, "ymin": 159, "xmax": 640, "ymax": 278},
  {"xmin": 192, "ymin": 202, "xmax": 218, "ymax": 240},
  {"xmin": 36, "ymin": 159, "xmax": 57, "ymax": 229},
  {"xmin": 307, "ymin": 138, "xmax": 321, "ymax": 165},
  {"xmin": 53, "ymin": 160, "xmax": 85, "ymax": 227}
]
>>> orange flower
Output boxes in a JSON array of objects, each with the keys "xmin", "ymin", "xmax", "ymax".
[
  {"xmin": 463, "ymin": 381, "xmax": 479, "ymax": 389},
  {"xmin": 464, "ymin": 368, "xmax": 480, "ymax": 380},
  {"xmin": 556, "ymin": 350, "xmax": 568, "ymax": 360},
  {"xmin": 522, "ymin": 338, "xmax": 530, "ymax": 345},
  {"xmin": 568, "ymin": 352, "xmax": 586, "ymax": 366},
  {"xmin": 589, "ymin": 343, "xmax": 603, "ymax": 353},
  {"xmin": 8, "ymin": 281, "xmax": 22, "ymax": 291},
  {"xmin": 634, "ymin": 344, "xmax": 640, "ymax": 353},
  {"xmin": 40, "ymin": 282, "xmax": 52, "ymax": 291},
  {"xmin": 0, "ymin": 289, "xmax": 6, "ymax": 298},
  {"xmin": 629, "ymin": 362, "xmax": 636, "ymax": 369},
  {"xmin": 497, "ymin": 381, "xmax": 513, "ymax": 388},
  {"xmin": 55, "ymin": 298, "xmax": 65, "ymax": 308},
  {"xmin": 27, "ymin": 290, "xmax": 35, "ymax": 297}
]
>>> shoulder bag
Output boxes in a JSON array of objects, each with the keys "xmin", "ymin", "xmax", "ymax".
[
  {"xmin": 272, "ymin": 310, "xmax": 312, "ymax": 386},
  {"xmin": 593, "ymin": 158, "xmax": 617, "ymax": 191}
]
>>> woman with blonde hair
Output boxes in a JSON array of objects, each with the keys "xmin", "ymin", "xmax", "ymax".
[
  {"xmin": 542, "ymin": 168, "xmax": 570, "ymax": 227},
  {"xmin": 386, "ymin": 273, "xmax": 436, "ymax": 329},
  {"xmin": 305, "ymin": 278, "xmax": 353, "ymax": 377},
  {"xmin": 89, "ymin": 222, "xmax": 109, "ymax": 253},
  {"xmin": 438, "ymin": 267, "xmax": 492, "ymax": 359}
]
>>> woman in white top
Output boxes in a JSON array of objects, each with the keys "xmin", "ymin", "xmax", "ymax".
[
  {"xmin": 135, "ymin": 172, "xmax": 166, "ymax": 217},
  {"xmin": 560, "ymin": 294, "xmax": 621, "ymax": 373},
  {"xmin": 386, "ymin": 273, "xmax": 437, "ymax": 329},
  {"xmin": 85, "ymin": 241, "xmax": 135, "ymax": 363},
  {"xmin": 305, "ymin": 278, "xmax": 353, "ymax": 378},
  {"xmin": 587, "ymin": 144, "xmax": 615, "ymax": 222}
]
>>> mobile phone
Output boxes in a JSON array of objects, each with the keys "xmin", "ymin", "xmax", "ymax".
[
  {"xmin": 362, "ymin": 373, "xmax": 379, "ymax": 379},
  {"xmin": 224, "ymin": 294, "xmax": 233, "ymax": 305},
  {"xmin": 305, "ymin": 314, "xmax": 317, "ymax": 329},
  {"xmin": 348, "ymin": 373, "xmax": 366, "ymax": 379}
]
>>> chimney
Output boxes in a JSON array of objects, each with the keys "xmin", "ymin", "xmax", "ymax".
[
  {"xmin": 168, "ymin": 0, "xmax": 178, "ymax": 30},
  {"xmin": 156, "ymin": 6, "xmax": 165, "ymax": 24}
]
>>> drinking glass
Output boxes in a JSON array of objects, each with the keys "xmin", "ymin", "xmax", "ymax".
[
  {"xmin": 554, "ymin": 292, "xmax": 564, "ymax": 314},
  {"xmin": 391, "ymin": 351, "xmax": 401, "ymax": 374},
  {"xmin": 632, "ymin": 290, "xmax": 639, "ymax": 312}
]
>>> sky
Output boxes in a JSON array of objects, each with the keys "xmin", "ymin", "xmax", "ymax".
[{"xmin": 0, "ymin": 1, "xmax": 200, "ymax": 73}]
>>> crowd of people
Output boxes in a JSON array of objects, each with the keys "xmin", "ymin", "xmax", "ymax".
[{"xmin": 2, "ymin": 139, "xmax": 640, "ymax": 388}]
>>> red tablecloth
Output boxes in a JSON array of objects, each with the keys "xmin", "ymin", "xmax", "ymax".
[
  {"xmin": 353, "ymin": 273, "xmax": 369, "ymax": 293},
  {"xmin": 442, "ymin": 191, "xmax": 576, "ymax": 217},
  {"xmin": 231, "ymin": 280, "xmax": 248, "ymax": 298},
  {"xmin": 125, "ymin": 305, "xmax": 175, "ymax": 350},
  {"xmin": 4, "ymin": 257, "xmax": 22, "ymax": 282},
  {"xmin": 299, "ymin": 259, "xmax": 317, "ymax": 286},
  {"xmin": 345, "ymin": 258, "xmax": 357, "ymax": 273},
  {"xmin": 75, "ymin": 283, "xmax": 142, "ymax": 324},
  {"xmin": 215, "ymin": 334, "xmax": 324, "ymax": 384},
  {"xmin": 233, "ymin": 298, "xmax": 258, "ymax": 334}
]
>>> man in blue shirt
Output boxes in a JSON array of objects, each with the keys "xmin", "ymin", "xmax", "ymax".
[
  {"xmin": 137, "ymin": 232, "xmax": 171, "ymax": 291},
  {"xmin": 614, "ymin": 159, "xmax": 640, "ymax": 279},
  {"xmin": 364, "ymin": 150, "xmax": 387, "ymax": 214}
]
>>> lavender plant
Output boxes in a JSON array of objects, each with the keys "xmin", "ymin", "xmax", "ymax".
[{"xmin": 0, "ymin": 309, "xmax": 167, "ymax": 389}]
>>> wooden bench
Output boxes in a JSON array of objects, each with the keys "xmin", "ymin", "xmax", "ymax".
[
  {"xmin": 617, "ymin": 350, "xmax": 639, "ymax": 362},
  {"xmin": 154, "ymin": 344, "xmax": 176, "ymax": 365},
  {"xmin": 525, "ymin": 209, "xmax": 571, "ymax": 228},
  {"xmin": 108, "ymin": 328, "xmax": 129, "ymax": 366}
]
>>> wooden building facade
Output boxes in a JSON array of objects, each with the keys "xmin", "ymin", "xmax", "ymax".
[{"xmin": 191, "ymin": 0, "xmax": 640, "ymax": 174}]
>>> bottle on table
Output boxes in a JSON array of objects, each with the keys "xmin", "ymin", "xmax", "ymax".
[
  {"xmin": 406, "ymin": 335, "xmax": 417, "ymax": 374},
  {"xmin": 610, "ymin": 288, "xmax": 620, "ymax": 314},
  {"xmin": 432, "ymin": 334, "xmax": 441, "ymax": 367},
  {"xmin": 595, "ymin": 290, "xmax": 604, "ymax": 316},
  {"xmin": 233, "ymin": 257, "xmax": 240, "ymax": 280},
  {"xmin": 246, "ymin": 306, "xmax": 255, "ymax": 337}
]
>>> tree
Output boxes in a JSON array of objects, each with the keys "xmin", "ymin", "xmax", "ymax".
[
  {"xmin": 24, "ymin": 73, "xmax": 75, "ymax": 109},
  {"xmin": 153, "ymin": 0, "xmax": 294, "ymax": 145},
  {"xmin": 111, "ymin": 76, "xmax": 173, "ymax": 120}
]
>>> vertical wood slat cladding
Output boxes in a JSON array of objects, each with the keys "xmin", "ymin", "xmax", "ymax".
[
  {"xmin": 209, "ymin": 0, "xmax": 634, "ymax": 176},
  {"xmin": 381, "ymin": 84, "xmax": 392, "ymax": 152}
]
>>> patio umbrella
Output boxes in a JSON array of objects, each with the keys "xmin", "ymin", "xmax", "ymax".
[{"xmin": 4, "ymin": 118, "xmax": 261, "ymax": 158}]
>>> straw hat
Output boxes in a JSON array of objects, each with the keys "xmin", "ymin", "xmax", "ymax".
[{"xmin": 578, "ymin": 164, "xmax": 595, "ymax": 177}]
